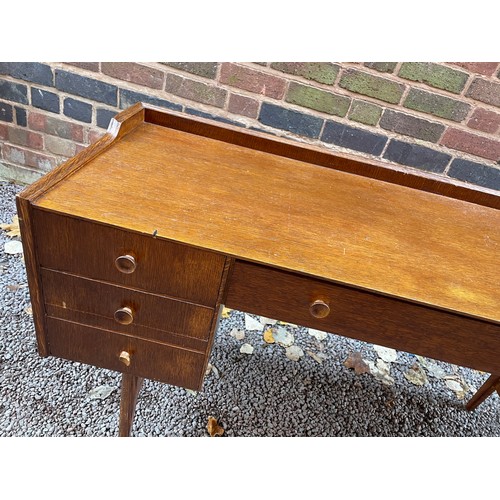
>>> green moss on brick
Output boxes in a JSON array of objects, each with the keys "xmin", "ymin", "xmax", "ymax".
[
  {"xmin": 339, "ymin": 69, "xmax": 404, "ymax": 104},
  {"xmin": 286, "ymin": 82, "xmax": 350, "ymax": 117},
  {"xmin": 348, "ymin": 100, "xmax": 383, "ymax": 126},
  {"xmin": 364, "ymin": 62, "xmax": 397, "ymax": 73},
  {"xmin": 161, "ymin": 62, "xmax": 218, "ymax": 79},
  {"xmin": 271, "ymin": 62, "xmax": 339, "ymax": 85},
  {"xmin": 398, "ymin": 63, "xmax": 469, "ymax": 94},
  {"xmin": 404, "ymin": 88, "xmax": 471, "ymax": 121}
]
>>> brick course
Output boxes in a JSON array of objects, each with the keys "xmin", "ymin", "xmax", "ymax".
[{"xmin": 1, "ymin": 61, "xmax": 500, "ymax": 192}]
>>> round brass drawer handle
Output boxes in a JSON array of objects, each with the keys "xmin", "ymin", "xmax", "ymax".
[
  {"xmin": 119, "ymin": 350, "xmax": 131, "ymax": 366},
  {"xmin": 309, "ymin": 299, "xmax": 330, "ymax": 319},
  {"xmin": 115, "ymin": 254, "xmax": 137, "ymax": 274},
  {"xmin": 114, "ymin": 306, "xmax": 134, "ymax": 325}
]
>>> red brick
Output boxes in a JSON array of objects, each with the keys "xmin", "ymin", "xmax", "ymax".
[
  {"xmin": 0, "ymin": 123, "xmax": 7, "ymax": 140},
  {"xmin": 7, "ymin": 126, "xmax": 44, "ymax": 149},
  {"xmin": 452, "ymin": 62, "xmax": 499, "ymax": 76},
  {"xmin": 228, "ymin": 93, "xmax": 259, "ymax": 118},
  {"xmin": 3, "ymin": 144, "xmax": 57, "ymax": 171},
  {"xmin": 65, "ymin": 62, "xmax": 100, "ymax": 72},
  {"xmin": 467, "ymin": 108, "xmax": 500, "ymax": 134},
  {"xmin": 28, "ymin": 111, "xmax": 84, "ymax": 142},
  {"xmin": 164, "ymin": 74, "xmax": 226, "ymax": 108},
  {"xmin": 102, "ymin": 62, "xmax": 164, "ymax": 89},
  {"xmin": 220, "ymin": 63, "xmax": 286, "ymax": 99},
  {"xmin": 440, "ymin": 128, "xmax": 500, "ymax": 161}
]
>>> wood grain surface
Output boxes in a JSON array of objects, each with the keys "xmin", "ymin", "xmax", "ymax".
[
  {"xmin": 33, "ymin": 209, "xmax": 226, "ymax": 307},
  {"xmin": 41, "ymin": 269, "xmax": 214, "ymax": 342},
  {"xmin": 46, "ymin": 317, "xmax": 207, "ymax": 390},
  {"xmin": 34, "ymin": 122, "xmax": 500, "ymax": 323},
  {"xmin": 226, "ymin": 260, "xmax": 500, "ymax": 374}
]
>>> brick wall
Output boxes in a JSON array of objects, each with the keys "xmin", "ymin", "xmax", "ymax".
[{"xmin": 0, "ymin": 62, "xmax": 499, "ymax": 191}]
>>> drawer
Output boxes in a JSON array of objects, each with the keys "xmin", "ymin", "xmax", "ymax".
[
  {"xmin": 225, "ymin": 260, "xmax": 500, "ymax": 374},
  {"xmin": 33, "ymin": 209, "xmax": 226, "ymax": 306},
  {"xmin": 46, "ymin": 317, "xmax": 208, "ymax": 391},
  {"xmin": 41, "ymin": 268, "xmax": 214, "ymax": 344}
]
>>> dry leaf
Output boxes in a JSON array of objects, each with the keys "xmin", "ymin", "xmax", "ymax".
[
  {"xmin": 285, "ymin": 345, "xmax": 304, "ymax": 362},
  {"xmin": 263, "ymin": 328, "xmax": 275, "ymax": 344},
  {"xmin": 367, "ymin": 359, "xmax": 395, "ymax": 386},
  {"xmin": 185, "ymin": 389, "xmax": 198, "ymax": 396},
  {"xmin": 404, "ymin": 362, "xmax": 428, "ymax": 386},
  {"xmin": 308, "ymin": 328, "xmax": 328, "ymax": 341},
  {"xmin": 278, "ymin": 320, "xmax": 297, "ymax": 327},
  {"xmin": 4, "ymin": 240, "xmax": 23, "ymax": 255},
  {"xmin": 88, "ymin": 385, "xmax": 115, "ymax": 400},
  {"xmin": 273, "ymin": 327, "xmax": 294, "ymax": 347},
  {"xmin": 245, "ymin": 314, "xmax": 263, "ymax": 331},
  {"xmin": 373, "ymin": 345, "xmax": 398, "ymax": 363},
  {"xmin": 0, "ymin": 216, "xmax": 21, "ymax": 238},
  {"xmin": 259, "ymin": 316, "xmax": 277, "ymax": 326},
  {"xmin": 229, "ymin": 328, "xmax": 245, "ymax": 340},
  {"xmin": 344, "ymin": 351, "xmax": 370, "ymax": 375},
  {"xmin": 207, "ymin": 416, "xmax": 224, "ymax": 437},
  {"xmin": 24, "ymin": 306, "xmax": 33, "ymax": 315},
  {"xmin": 205, "ymin": 363, "xmax": 220, "ymax": 378},
  {"xmin": 444, "ymin": 376, "xmax": 469, "ymax": 399},
  {"xmin": 417, "ymin": 356, "xmax": 446, "ymax": 379},
  {"xmin": 240, "ymin": 343, "xmax": 254, "ymax": 354},
  {"xmin": 307, "ymin": 350, "xmax": 327, "ymax": 364},
  {"xmin": 221, "ymin": 307, "xmax": 231, "ymax": 318}
]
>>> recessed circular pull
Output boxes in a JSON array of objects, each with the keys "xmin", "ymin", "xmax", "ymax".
[
  {"xmin": 114, "ymin": 306, "xmax": 134, "ymax": 325},
  {"xmin": 119, "ymin": 350, "xmax": 131, "ymax": 366},
  {"xmin": 309, "ymin": 299, "xmax": 330, "ymax": 319},
  {"xmin": 115, "ymin": 254, "xmax": 136, "ymax": 274}
]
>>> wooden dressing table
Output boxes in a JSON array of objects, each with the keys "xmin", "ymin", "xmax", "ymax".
[{"xmin": 17, "ymin": 103, "xmax": 500, "ymax": 436}]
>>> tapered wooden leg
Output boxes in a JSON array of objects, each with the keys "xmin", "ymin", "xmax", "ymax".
[
  {"xmin": 466, "ymin": 374, "xmax": 500, "ymax": 411},
  {"xmin": 119, "ymin": 373, "xmax": 144, "ymax": 436}
]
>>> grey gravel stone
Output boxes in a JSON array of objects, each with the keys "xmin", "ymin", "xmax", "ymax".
[{"xmin": 1, "ymin": 180, "xmax": 499, "ymax": 437}]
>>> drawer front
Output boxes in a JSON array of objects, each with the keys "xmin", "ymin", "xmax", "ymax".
[
  {"xmin": 33, "ymin": 209, "xmax": 226, "ymax": 306},
  {"xmin": 46, "ymin": 317, "xmax": 208, "ymax": 391},
  {"xmin": 225, "ymin": 260, "xmax": 500, "ymax": 374},
  {"xmin": 41, "ymin": 268, "xmax": 214, "ymax": 343}
]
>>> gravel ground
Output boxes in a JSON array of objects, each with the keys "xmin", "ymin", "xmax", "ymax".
[{"xmin": 1, "ymin": 180, "xmax": 499, "ymax": 438}]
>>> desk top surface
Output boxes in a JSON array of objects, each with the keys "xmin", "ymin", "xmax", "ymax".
[{"xmin": 35, "ymin": 112, "xmax": 500, "ymax": 324}]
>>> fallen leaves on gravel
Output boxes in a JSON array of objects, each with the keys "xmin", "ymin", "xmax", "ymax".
[
  {"xmin": 285, "ymin": 345, "xmax": 304, "ymax": 362},
  {"xmin": 404, "ymin": 362, "xmax": 428, "ymax": 386},
  {"xmin": 373, "ymin": 345, "xmax": 398, "ymax": 363},
  {"xmin": 273, "ymin": 326, "xmax": 294, "ymax": 347},
  {"xmin": 88, "ymin": 385, "xmax": 115, "ymax": 400},
  {"xmin": 259, "ymin": 316, "xmax": 277, "ymax": 326},
  {"xmin": 207, "ymin": 416, "xmax": 224, "ymax": 437},
  {"xmin": 221, "ymin": 307, "xmax": 232, "ymax": 318},
  {"xmin": 205, "ymin": 363, "xmax": 220, "ymax": 378},
  {"xmin": 244, "ymin": 313, "xmax": 263, "ymax": 331},
  {"xmin": 0, "ymin": 216, "xmax": 21, "ymax": 238},
  {"xmin": 4, "ymin": 240, "xmax": 23, "ymax": 255},
  {"xmin": 308, "ymin": 328, "xmax": 328, "ymax": 341},
  {"xmin": 444, "ymin": 375, "xmax": 470, "ymax": 399},
  {"xmin": 240, "ymin": 343, "xmax": 254, "ymax": 355},
  {"xmin": 306, "ymin": 350, "xmax": 327, "ymax": 364},
  {"xmin": 263, "ymin": 328, "xmax": 275, "ymax": 344},
  {"xmin": 417, "ymin": 356, "xmax": 446, "ymax": 379},
  {"xmin": 366, "ymin": 358, "xmax": 395, "ymax": 386},
  {"xmin": 344, "ymin": 351, "xmax": 370, "ymax": 375},
  {"xmin": 229, "ymin": 327, "xmax": 245, "ymax": 341}
]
